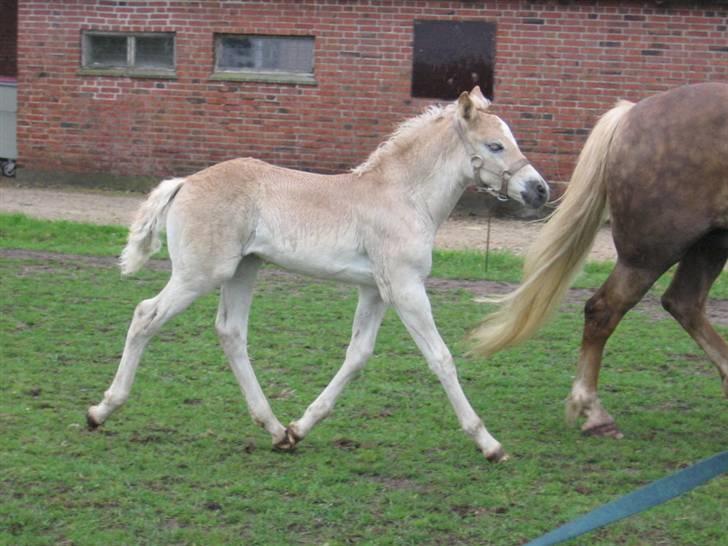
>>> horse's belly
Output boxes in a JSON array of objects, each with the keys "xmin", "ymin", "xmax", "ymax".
[{"xmin": 248, "ymin": 239, "xmax": 376, "ymax": 285}]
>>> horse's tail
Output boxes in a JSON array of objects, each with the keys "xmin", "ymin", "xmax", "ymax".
[
  {"xmin": 469, "ymin": 100, "xmax": 634, "ymax": 357},
  {"xmin": 119, "ymin": 177, "xmax": 185, "ymax": 275}
]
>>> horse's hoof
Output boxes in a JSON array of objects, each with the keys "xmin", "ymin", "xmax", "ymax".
[
  {"xmin": 86, "ymin": 410, "xmax": 102, "ymax": 431},
  {"xmin": 273, "ymin": 437, "xmax": 296, "ymax": 451},
  {"xmin": 582, "ymin": 421, "xmax": 623, "ymax": 439},
  {"xmin": 484, "ymin": 446, "xmax": 509, "ymax": 463},
  {"xmin": 273, "ymin": 427, "xmax": 302, "ymax": 452}
]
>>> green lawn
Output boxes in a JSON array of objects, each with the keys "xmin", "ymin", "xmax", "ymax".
[{"xmin": 1, "ymin": 214, "xmax": 726, "ymax": 545}]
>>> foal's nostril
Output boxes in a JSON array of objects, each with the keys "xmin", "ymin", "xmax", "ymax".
[
  {"xmin": 524, "ymin": 179, "xmax": 549, "ymax": 208},
  {"xmin": 536, "ymin": 181, "xmax": 550, "ymax": 201}
]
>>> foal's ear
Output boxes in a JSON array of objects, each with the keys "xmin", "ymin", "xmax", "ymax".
[
  {"xmin": 470, "ymin": 86, "xmax": 491, "ymax": 108},
  {"xmin": 457, "ymin": 91, "xmax": 474, "ymax": 121}
]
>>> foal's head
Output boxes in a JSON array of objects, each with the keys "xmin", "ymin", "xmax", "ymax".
[{"xmin": 454, "ymin": 87, "xmax": 549, "ymax": 208}]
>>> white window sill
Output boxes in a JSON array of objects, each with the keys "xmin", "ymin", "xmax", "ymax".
[
  {"xmin": 209, "ymin": 71, "xmax": 317, "ymax": 86},
  {"xmin": 79, "ymin": 67, "xmax": 177, "ymax": 79}
]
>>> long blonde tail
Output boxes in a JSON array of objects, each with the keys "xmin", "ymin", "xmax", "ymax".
[
  {"xmin": 469, "ymin": 100, "xmax": 634, "ymax": 357},
  {"xmin": 119, "ymin": 177, "xmax": 185, "ymax": 275}
]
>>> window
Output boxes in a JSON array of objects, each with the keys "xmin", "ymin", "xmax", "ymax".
[
  {"xmin": 212, "ymin": 34, "xmax": 315, "ymax": 85},
  {"xmin": 412, "ymin": 21, "xmax": 496, "ymax": 101},
  {"xmin": 81, "ymin": 32, "xmax": 175, "ymax": 76}
]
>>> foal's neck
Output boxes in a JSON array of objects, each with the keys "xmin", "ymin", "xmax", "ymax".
[{"xmin": 386, "ymin": 118, "xmax": 471, "ymax": 228}]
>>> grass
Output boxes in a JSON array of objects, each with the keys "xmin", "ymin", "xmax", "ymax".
[
  {"xmin": 0, "ymin": 213, "xmax": 129, "ymax": 257},
  {"xmin": 1, "ymin": 213, "xmax": 726, "ymax": 545}
]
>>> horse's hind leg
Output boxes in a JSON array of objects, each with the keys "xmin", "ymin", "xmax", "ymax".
[
  {"xmin": 661, "ymin": 243, "xmax": 728, "ymax": 396},
  {"xmin": 567, "ymin": 260, "xmax": 667, "ymax": 437},
  {"xmin": 282, "ymin": 286, "xmax": 388, "ymax": 449},
  {"xmin": 215, "ymin": 257, "xmax": 287, "ymax": 446},
  {"xmin": 87, "ymin": 274, "xmax": 210, "ymax": 428}
]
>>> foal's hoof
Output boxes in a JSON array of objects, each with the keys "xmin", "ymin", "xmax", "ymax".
[
  {"xmin": 582, "ymin": 421, "xmax": 623, "ymax": 439},
  {"xmin": 273, "ymin": 427, "xmax": 302, "ymax": 452},
  {"xmin": 86, "ymin": 410, "xmax": 102, "ymax": 431},
  {"xmin": 484, "ymin": 446, "xmax": 510, "ymax": 463}
]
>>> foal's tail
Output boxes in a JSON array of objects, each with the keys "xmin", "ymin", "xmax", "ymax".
[
  {"xmin": 120, "ymin": 177, "xmax": 185, "ymax": 275},
  {"xmin": 469, "ymin": 100, "xmax": 635, "ymax": 357}
]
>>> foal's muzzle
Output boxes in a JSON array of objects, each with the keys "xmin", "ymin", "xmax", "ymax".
[{"xmin": 522, "ymin": 178, "xmax": 550, "ymax": 209}]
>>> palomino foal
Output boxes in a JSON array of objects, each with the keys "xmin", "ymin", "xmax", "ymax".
[{"xmin": 87, "ymin": 87, "xmax": 549, "ymax": 461}]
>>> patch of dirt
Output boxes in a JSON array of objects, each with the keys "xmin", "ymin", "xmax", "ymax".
[
  {"xmin": 332, "ymin": 437, "xmax": 361, "ymax": 450},
  {"xmin": 436, "ymin": 211, "xmax": 617, "ymax": 262},
  {"xmin": 428, "ymin": 275, "xmax": 728, "ymax": 326},
  {"xmin": 1, "ymin": 248, "xmax": 168, "ymax": 271}
]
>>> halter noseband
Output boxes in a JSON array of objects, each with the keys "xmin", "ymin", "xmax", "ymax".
[{"xmin": 454, "ymin": 120, "xmax": 531, "ymax": 202}]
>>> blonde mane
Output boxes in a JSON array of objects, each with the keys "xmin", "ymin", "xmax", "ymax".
[{"xmin": 352, "ymin": 104, "xmax": 454, "ymax": 175}]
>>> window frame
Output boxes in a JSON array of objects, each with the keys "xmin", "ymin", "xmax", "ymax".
[
  {"xmin": 80, "ymin": 31, "xmax": 177, "ymax": 79},
  {"xmin": 210, "ymin": 33, "xmax": 317, "ymax": 86}
]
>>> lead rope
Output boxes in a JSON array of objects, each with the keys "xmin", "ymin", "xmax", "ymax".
[{"xmin": 484, "ymin": 210, "xmax": 492, "ymax": 274}]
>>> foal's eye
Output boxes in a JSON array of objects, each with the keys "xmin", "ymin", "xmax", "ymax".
[{"xmin": 486, "ymin": 142, "xmax": 504, "ymax": 152}]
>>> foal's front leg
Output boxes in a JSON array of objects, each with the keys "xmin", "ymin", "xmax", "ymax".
[
  {"xmin": 392, "ymin": 279, "xmax": 507, "ymax": 462},
  {"xmin": 281, "ymin": 286, "xmax": 388, "ymax": 449}
]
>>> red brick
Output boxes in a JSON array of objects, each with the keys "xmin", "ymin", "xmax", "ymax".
[{"xmin": 13, "ymin": 0, "xmax": 728, "ymax": 182}]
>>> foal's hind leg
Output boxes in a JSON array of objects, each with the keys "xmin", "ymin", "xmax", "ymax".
[
  {"xmin": 567, "ymin": 261, "xmax": 666, "ymax": 437},
  {"xmin": 87, "ymin": 274, "xmax": 210, "ymax": 428},
  {"xmin": 661, "ymin": 244, "xmax": 728, "ymax": 396},
  {"xmin": 281, "ymin": 286, "xmax": 388, "ymax": 449},
  {"xmin": 215, "ymin": 257, "xmax": 287, "ymax": 446}
]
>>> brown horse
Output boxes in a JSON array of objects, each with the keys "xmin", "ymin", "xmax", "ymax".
[{"xmin": 471, "ymin": 82, "xmax": 728, "ymax": 438}]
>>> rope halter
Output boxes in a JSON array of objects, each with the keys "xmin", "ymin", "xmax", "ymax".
[{"xmin": 454, "ymin": 119, "xmax": 531, "ymax": 202}]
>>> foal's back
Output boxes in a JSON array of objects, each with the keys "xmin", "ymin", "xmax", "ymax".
[{"xmin": 167, "ymin": 157, "xmax": 385, "ymax": 285}]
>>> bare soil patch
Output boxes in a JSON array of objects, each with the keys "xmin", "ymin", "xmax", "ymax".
[{"xmin": 435, "ymin": 212, "xmax": 617, "ymax": 262}]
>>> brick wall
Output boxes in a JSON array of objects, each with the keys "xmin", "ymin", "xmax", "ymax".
[
  {"xmin": 16, "ymin": 0, "xmax": 728, "ymax": 182},
  {"xmin": 0, "ymin": 0, "xmax": 17, "ymax": 77}
]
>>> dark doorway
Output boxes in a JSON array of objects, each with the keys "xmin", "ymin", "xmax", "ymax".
[
  {"xmin": 0, "ymin": 0, "xmax": 17, "ymax": 174},
  {"xmin": 0, "ymin": 0, "xmax": 17, "ymax": 78}
]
